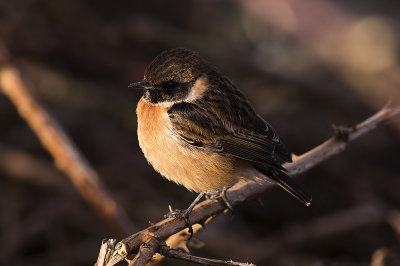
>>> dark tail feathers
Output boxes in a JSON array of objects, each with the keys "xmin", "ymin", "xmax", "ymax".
[{"xmin": 260, "ymin": 167, "xmax": 312, "ymax": 206}]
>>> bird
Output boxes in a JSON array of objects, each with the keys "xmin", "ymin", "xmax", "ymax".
[{"xmin": 130, "ymin": 48, "xmax": 311, "ymax": 219}]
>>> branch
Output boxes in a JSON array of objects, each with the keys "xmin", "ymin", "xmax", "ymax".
[
  {"xmin": 286, "ymin": 101, "xmax": 400, "ymax": 176},
  {"xmin": 0, "ymin": 43, "xmax": 136, "ymax": 238},
  {"xmin": 0, "ymin": 143, "xmax": 70, "ymax": 191},
  {"xmin": 148, "ymin": 223, "xmax": 203, "ymax": 265},
  {"xmin": 96, "ymin": 239, "xmax": 118, "ymax": 266},
  {"xmin": 96, "ymin": 103, "xmax": 400, "ymax": 265},
  {"xmin": 159, "ymin": 245, "xmax": 255, "ymax": 266},
  {"xmin": 128, "ymin": 235, "xmax": 160, "ymax": 266}
]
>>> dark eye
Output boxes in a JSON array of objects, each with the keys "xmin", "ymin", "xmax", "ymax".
[{"xmin": 163, "ymin": 81, "xmax": 179, "ymax": 90}]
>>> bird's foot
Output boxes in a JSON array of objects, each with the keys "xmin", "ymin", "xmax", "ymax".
[
  {"xmin": 164, "ymin": 207, "xmax": 194, "ymax": 238},
  {"xmin": 164, "ymin": 207, "xmax": 189, "ymax": 219},
  {"xmin": 206, "ymin": 187, "xmax": 233, "ymax": 211},
  {"xmin": 164, "ymin": 192, "xmax": 205, "ymax": 239}
]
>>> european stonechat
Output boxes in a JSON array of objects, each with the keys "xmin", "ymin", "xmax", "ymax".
[{"xmin": 130, "ymin": 48, "xmax": 311, "ymax": 216}]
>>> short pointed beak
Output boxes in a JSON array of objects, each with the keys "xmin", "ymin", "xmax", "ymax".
[{"xmin": 128, "ymin": 80, "xmax": 152, "ymax": 89}]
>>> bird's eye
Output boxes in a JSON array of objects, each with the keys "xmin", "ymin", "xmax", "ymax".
[{"xmin": 163, "ymin": 81, "xmax": 179, "ymax": 90}]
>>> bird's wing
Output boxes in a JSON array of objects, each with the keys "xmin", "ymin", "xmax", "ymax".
[
  {"xmin": 167, "ymin": 101, "xmax": 290, "ymax": 168},
  {"xmin": 168, "ymin": 101, "xmax": 311, "ymax": 206}
]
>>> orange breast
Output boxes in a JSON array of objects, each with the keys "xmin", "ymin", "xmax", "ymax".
[{"xmin": 136, "ymin": 98, "xmax": 243, "ymax": 192}]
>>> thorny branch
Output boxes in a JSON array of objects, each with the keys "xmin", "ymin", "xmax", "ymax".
[
  {"xmin": 96, "ymin": 103, "xmax": 400, "ymax": 265},
  {"xmin": 0, "ymin": 43, "xmax": 136, "ymax": 238},
  {"xmin": 128, "ymin": 235, "xmax": 160, "ymax": 266},
  {"xmin": 159, "ymin": 245, "xmax": 255, "ymax": 266}
]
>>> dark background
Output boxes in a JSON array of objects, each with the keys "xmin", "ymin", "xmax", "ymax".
[{"xmin": 1, "ymin": 0, "xmax": 400, "ymax": 265}]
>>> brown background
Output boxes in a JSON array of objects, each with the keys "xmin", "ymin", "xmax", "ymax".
[{"xmin": 1, "ymin": 0, "xmax": 400, "ymax": 265}]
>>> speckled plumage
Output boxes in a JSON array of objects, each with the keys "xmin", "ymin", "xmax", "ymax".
[{"xmin": 134, "ymin": 48, "xmax": 311, "ymax": 205}]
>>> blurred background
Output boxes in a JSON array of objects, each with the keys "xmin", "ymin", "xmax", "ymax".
[{"xmin": 1, "ymin": 0, "xmax": 400, "ymax": 265}]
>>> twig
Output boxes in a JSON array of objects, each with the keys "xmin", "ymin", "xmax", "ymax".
[
  {"xmin": 287, "ymin": 101, "xmax": 400, "ymax": 176},
  {"xmin": 127, "ymin": 236, "xmax": 160, "ymax": 266},
  {"xmin": 0, "ymin": 43, "xmax": 135, "ymax": 238},
  {"xmin": 0, "ymin": 143, "xmax": 70, "ymax": 191},
  {"xmin": 148, "ymin": 223, "xmax": 203, "ymax": 265},
  {"xmin": 96, "ymin": 239, "xmax": 118, "ymax": 266},
  {"xmin": 371, "ymin": 248, "xmax": 388, "ymax": 266},
  {"xmin": 96, "ymin": 103, "xmax": 400, "ymax": 265},
  {"xmin": 159, "ymin": 245, "xmax": 255, "ymax": 266},
  {"xmin": 387, "ymin": 210, "xmax": 400, "ymax": 239}
]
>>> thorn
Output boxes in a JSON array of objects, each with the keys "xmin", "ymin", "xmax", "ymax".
[
  {"xmin": 177, "ymin": 241, "xmax": 190, "ymax": 253},
  {"xmin": 332, "ymin": 124, "xmax": 351, "ymax": 142},
  {"xmin": 204, "ymin": 216, "xmax": 214, "ymax": 225}
]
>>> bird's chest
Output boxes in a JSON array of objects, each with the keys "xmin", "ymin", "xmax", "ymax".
[
  {"xmin": 136, "ymin": 99, "xmax": 189, "ymax": 181},
  {"xmin": 137, "ymin": 98, "xmax": 176, "ymax": 165},
  {"xmin": 136, "ymin": 98, "xmax": 239, "ymax": 192}
]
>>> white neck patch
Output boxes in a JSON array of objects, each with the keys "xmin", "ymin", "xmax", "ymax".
[
  {"xmin": 184, "ymin": 75, "xmax": 209, "ymax": 103},
  {"xmin": 142, "ymin": 97, "xmax": 176, "ymax": 107}
]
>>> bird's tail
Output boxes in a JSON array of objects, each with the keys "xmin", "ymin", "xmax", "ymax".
[{"xmin": 259, "ymin": 167, "xmax": 312, "ymax": 206}]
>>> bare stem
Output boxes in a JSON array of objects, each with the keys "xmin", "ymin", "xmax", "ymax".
[
  {"xmin": 160, "ymin": 245, "xmax": 255, "ymax": 266},
  {"xmin": 128, "ymin": 235, "xmax": 160, "ymax": 266},
  {"xmin": 0, "ymin": 44, "xmax": 135, "ymax": 238}
]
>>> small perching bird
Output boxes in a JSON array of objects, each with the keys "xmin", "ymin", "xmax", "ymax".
[{"xmin": 130, "ymin": 48, "xmax": 311, "ymax": 217}]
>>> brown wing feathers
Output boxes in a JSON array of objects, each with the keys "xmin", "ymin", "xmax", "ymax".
[{"xmin": 166, "ymin": 71, "xmax": 311, "ymax": 205}]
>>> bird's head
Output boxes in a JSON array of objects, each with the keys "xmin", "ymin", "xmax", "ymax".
[{"xmin": 129, "ymin": 48, "xmax": 211, "ymax": 106}]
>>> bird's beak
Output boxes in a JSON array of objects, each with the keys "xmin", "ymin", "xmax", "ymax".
[{"xmin": 128, "ymin": 80, "xmax": 152, "ymax": 89}]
